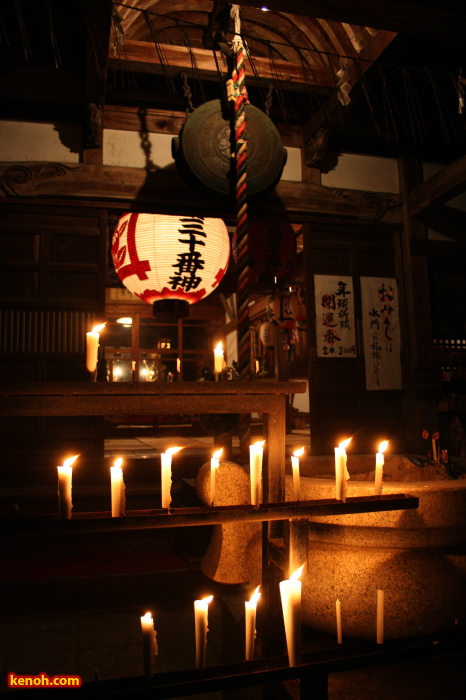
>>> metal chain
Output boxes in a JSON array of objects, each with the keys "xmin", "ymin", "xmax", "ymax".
[
  {"xmin": 181, "ymin": 72, "xmax": 194, "ymax": 114},
  {"xmin": 265, "ymin": 82, "xmax": 274, "ymax": 117}
]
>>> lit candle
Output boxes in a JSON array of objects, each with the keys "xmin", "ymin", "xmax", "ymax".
[
  {"xmin": 249, "ymin": 440, "xmax": 265, "ymax": 506},
  {"xmin": 140, "ymin": 611, "xmax": 158, "ymax": 679},
  {"xmin": 161, "ymin": 447, "xmax": 182, "ymax": 509},
  {"xmin": 255, "ymin": 359, "xmax": 260, "ymax": 373},
  {"xmin": 210, "ymin": 448, "xmax": 223, "ymax": 505},
  {"xmin": 214, "ymin": 341, "xmax": 224, "ymax": 378},
  {"xmin": 194, "ymin": 595, "xmax": 213, "ymax": 670},
  {"xmin": 377, "ymin": 589, "xmax": 384, "ymax": 644},
  {"xmin": 334, "ymin": 438, "xmax": 351, "ymax": 502},
  {"xmin": 57, "ymin": 455, "xmax": 78, "ymax": 519},
  {"xmin": 245, "ymin": 586, "xmax": 261, "ymax": 661},
  {"xmin": 177, "ymin": 357, "xmax": 181, "ymax": 373},
  {"xmin": 291, "ymin": 447, "xmax": 304, "ymax": 501},
  {"xmin": 110, "ymin": 458, "xmax": 125, "ymax": 517},
  {"xmin": 375, "ymin": 440, "xmax": 388, "ymax": 495},
  {"xmin": 279, "ymin": 564, "xmax": 304, "ymax": 667},
  {"xmin": 336, "ymin": 598, "xmax": 342, "ymax": 644},
  {"xmin": 86, "ymin": 323, "xmax": 106, "ymax": 374}
]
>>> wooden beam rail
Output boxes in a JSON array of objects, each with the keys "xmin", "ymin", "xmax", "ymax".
[{"xmin": 1, "ymin": 494, "xmax": 419, "ymax": 535}]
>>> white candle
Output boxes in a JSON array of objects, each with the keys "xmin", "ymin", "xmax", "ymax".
[
  {"xmin": 57, "ymin": 455, "xmax": 78, "ymax": 519},
  {"xmin": 245, "ymin": 586, "xmax": 261, "ymax": 661},
  {"xmin": 210, "ymin": 448, "xmax": 223, "ymax": 505},
  {"xmin": 279, "ymin": 564, "xmax": 304, "ymax": 667},
  {"xmin": 375, "ymin": 440, "xmax": 388, "ymax": 495},
  {"xmin": 255, "ymin": 359, "xmax": 260, "ymax": 373},
  {"xmin": 377, "ymin": 589, "xmax": 384, "ymax": 644},
  {"xmin": 110, "ymin": 458, "xmax": 125, "ymax": 517},
  {"xmin": 177, "ymin": 357, "xmax": 181, "ymax": 373},
  {"xmin": 291, "ymin": 447, "xmax": 304, "ymax": 501},
  {"xmin": 140, "ymin": 611, "xmax": 158, "ymax": 679},
  {"xmin": 86, "ymin": 322, "xmax": 106, "ymax": 373},
  {"xmin": 249, "ymin": 440, "xmax": 265, "ymax": 506},
  {"xmin": 334, "ymin": 438, "xmax": 351, "ymax": 502},
  {"xmin": 161, "ymin": 447, "xmax": 182, "ymax": 509},
  {"xmin": 214, "ymin": 341, "xmax": 224, "ymax": 377},
  {"xmin": 336, "ymin": 598, "xmax": 342, "ymax": 644},
  {"xmin": 194, "ymin": 595, "xmax": 213, "ymax": 669}
]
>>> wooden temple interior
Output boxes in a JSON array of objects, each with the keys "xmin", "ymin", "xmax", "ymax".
[{"xmin": 0, "ymin": 0, "xmax": 465, "ymax": 697}]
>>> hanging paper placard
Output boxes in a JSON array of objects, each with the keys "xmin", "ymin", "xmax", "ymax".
[
  {"xmin": 361, "ymin": 277, "xmax": 402, "ymax": 390},
  {"xmin": 314, "ymin": 275, "xmax": 356, "ymax": 358}
]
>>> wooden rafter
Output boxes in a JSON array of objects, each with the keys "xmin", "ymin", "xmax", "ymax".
[
  {"xmin": 408, "ymin": 154, "xmax": 466, "ymax": 218},
  {"xmin": 108, "ymin": 39, "xmax": 334, "ymax": 92}
]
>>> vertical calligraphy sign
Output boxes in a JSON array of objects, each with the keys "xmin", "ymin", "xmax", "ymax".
[
  {"xmin": 361, "ymin": 277, "xmax": 402, "ymax": 390},
  {"xmin": 314, "ymin": 275, "xmax": 356, "ymax": 358}
]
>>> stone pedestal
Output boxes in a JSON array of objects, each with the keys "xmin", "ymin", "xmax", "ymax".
[{"xmin": 196, "ymin": 462, "xmax": 466, "ymax": 640}]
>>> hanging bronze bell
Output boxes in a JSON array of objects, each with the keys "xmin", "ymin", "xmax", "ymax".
[{"xmin": 172, "ymin": 99, "xmax": 287, "ymax": 201}]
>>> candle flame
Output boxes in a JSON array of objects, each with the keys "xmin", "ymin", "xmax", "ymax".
[
  {"xmin": 250, "ymin": 585, "xmax": 261, "ymax": 605},
  {"xmin": 293, "ymin": 447, "xmax": 304, "ymax": 458},
  {"xmin": 91, "ymin": 322, "xmax": 106, "ymax": 333},
  {"xmin": 339, "ymin": 438, "xmax": 352, "ymax": 449},
  {"xmin": 252, "ymin": 440, "xmax": 265, "ymax": 449},
  {"xmin": 290, "ymin": 564, "xmax": 305, "ymax": 581},
  {"xmin": 63, "ymin": 455, "xmax": 78, "ymax": 468},
  {"xmin": 202, "ymin": 595, "xmax": 213, "ymax": 604},
  {"xmin": 165, "ymin": 446, "xmax": 182, "ymax": 456},
  {"xmin": 113, "ymin": 457, "xmax": 123, "ymax": 468},
  {"xmin": 212, "ymin": 448, "xmax": 223, "ymax": 460},
  {"xmin": 378, "ymin": 440, "xmax": 389, "ymax": 454},
  {"xmin": 215, "ymin": 342, "xmax": 223, "ymax": 351},
  {"xmin": 141, "ymin": 612, "xmax": 152, "ymax": 622}
]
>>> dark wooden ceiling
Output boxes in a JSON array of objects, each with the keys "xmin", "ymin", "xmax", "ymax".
[{"xmin": 0, "ymin": 0, "xmax": 465, "ymax": 163}]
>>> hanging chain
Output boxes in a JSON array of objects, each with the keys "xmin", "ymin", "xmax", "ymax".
[
  {"xmin": 181, "ymin": 72, "xmax": 194, "ymax": 115},
  {"xmin": 265, "ymin": 82, "xmax": 274, "ymax": 117}
]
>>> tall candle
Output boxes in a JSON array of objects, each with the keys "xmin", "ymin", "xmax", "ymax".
[
  {"xmin": 140, "ymin": 612, "xmax": 158, "ymax": 679},
  {"xmin": 110, "ymin": 458, "xmax": 125, "ymax": 517},
  {"xmin": 194, "ymin": 595, "xmax": 213, "ymax": 670},
  {"xmin": 214, "ymin": 342, "xmax": 224, "ymax": 378},
  {"xmin": 249, "ymin": 440, "xmax": 265, "ymax": 506},
  {"xmin": 291, "ymin": 447, "xmax": 304, "ymax": 501},
  {"xmin": 57, "ymin": 455, "xmax": 78, "ymax": 519},
  {"xmin": 161, "ymin": 447, "xmax": 182, "ymax": 509},
  {"xmin": 336, "ymin": 598, "xmax": 343, "ymax": 644},
  {"xmin": 86, "ymin": 322, "xmax": 106, "ymax": 373},
  {"xmin": 210, "ymin": 448, "xmax": 223, "ymax": 505},
  {"xmin": 377, "ymin": 589, "xmax": 384, "ymax": 644},
  {"xmin": 375, "ymin": 440, "xmax": 388, "ymax": 495},
  {"xmin": 279, "ymin": 564, "xmax": 304, "ymax": 667},
  {"xmin": 245, "ymin": 586, "xmax": 261, "ymax": 661},
  {"xmin": 334, "ymin": 438, "xmax": 351, "ymax": 502}
]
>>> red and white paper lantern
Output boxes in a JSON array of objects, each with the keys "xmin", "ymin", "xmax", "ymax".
[{"xmin": 112, "ymin": 213, "xmax": 230, "ymax": 307}]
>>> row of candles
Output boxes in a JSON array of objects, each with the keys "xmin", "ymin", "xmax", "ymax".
[
  {"xmin": 140, "ymin": 582, "xmax": 385, "ymax": 675},
  {"xmin": 57, "ymin": 439, "xmax": 389, "ymax": 519},
  {"xmin": 86, "ymin": 323, "xmax": 228, "ymax": 379}
]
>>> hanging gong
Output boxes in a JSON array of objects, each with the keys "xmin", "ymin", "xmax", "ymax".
[{"xmin": 172, "ymin": 99, "xmax": 287, "ymax": 201}]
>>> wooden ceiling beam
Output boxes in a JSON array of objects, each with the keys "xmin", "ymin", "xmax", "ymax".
[
  {"xmin": 229, "ymin": 0, "xmax": 466, "ymax": 40},
  {"xmin": 408, "ymin": 154, "xmax": 466, "ymax": 218},
  {"xmin": 109, "ymin": 40, "xmax": 334, "ymax": 92}
]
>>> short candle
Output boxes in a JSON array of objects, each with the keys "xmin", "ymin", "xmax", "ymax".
[
  {"xmin": 194, "ymin": 595, "xmax": 213, "ymax": 670},
  {"xmin": 245, "ymin": 586, "xmax": 261, "ymax": 661},
  {"xmin": 210, "ymin": 448, "xmax": 223, "ymax": 505},
  {"xmin": 110, "ymin": 457, "xmax": 125, "ymax": 517},
  {"xmin": 57, "ymin": 454, "xmax": 78, "ymax": 520},
  {"xmin": 280, "ymin": 564, "xmax": 304, "ymax": 667},
  {"xmin": 291, "ymin": 447, "xmax": 304, "ymax": 501},
  {"xmin": 214, "ymin": 342, "xmax": 224, "ymax": 377},
  {"xmin": 86, "ymin": 322, "xmax": 106, "ymax": 374},
  {"xmin": 334, "ymin": 438, "xmax": 351, "ymax": 502},
  {"xmin": 161, "ymin": 447, "xmax": 182, "ymax": 509},
  {"xmin": 374, "ymin": 440, "xmax": 388, "ymax": 495},
  {"xmin": 249, "ymin": 440, "xmax": 265, "ymax": 506}
]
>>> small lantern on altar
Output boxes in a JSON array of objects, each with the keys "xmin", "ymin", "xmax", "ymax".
[{"xmin": 112, "ymin": 213, "xmax": 230, "ymax": 318}]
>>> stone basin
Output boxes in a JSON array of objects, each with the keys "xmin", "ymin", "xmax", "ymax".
[{"xmin": 196, "ymin": 457, "xmax": 466, "ymax": 641}]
